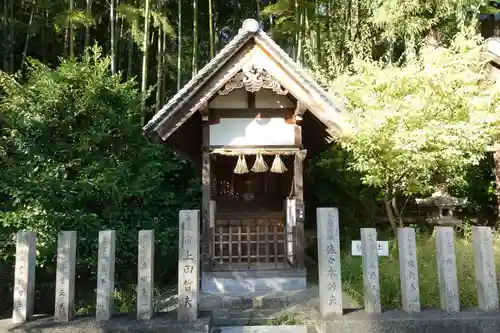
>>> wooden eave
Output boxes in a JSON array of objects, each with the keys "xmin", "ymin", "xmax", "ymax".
[
  {"xmin": 485, "ymin": 37, "xmax": 500, "ymax": 66},
  {"xmin": 143, "ymin": 19, "xmax": 347, "ymax": 144}
]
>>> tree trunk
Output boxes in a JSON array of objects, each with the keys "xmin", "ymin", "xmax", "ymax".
[
  {"xmin": 209, "ymin": 0, "xmax": 214, "ymax": 59},
  {"xmin": 127, "ymin": 30, "xmax": 134, "ymax": 81},
  {"xmin": 424, "ymin": 26, "xmax": 439, "ymax": 49},
  {"xmin": 119, "ymin": 19, "xmax": 126, "ymax": 72},
  {"xmin": 315, "ymin": 0, "xmax": 321, "ymax": 65},
  {"xmin": 391, "ymin": 196, "xmax": 405, "ymax": 228},
  {"xmin": 9, "ymin": 0, "xmax": 13, "ymax": 72},
  {"xmin": 42, "ymin": 10, "xmax": 47, "ymax": 63},
  {"xmin": 84, "ymin": 0, "xmax": 92, "ymax": 53},
  {"xmin": 155, "ymin": 30, "xmax": 164, "ymax": 111},
  {"xmin": 64, "ymin": 28, "xmax": 69, "ymax": 58},
  {"xmin": 192, "ymin": 0, "xmax": 198, "ymax": 76},
  {"xmin": 140, "ymin": 0, "xmax": 151, "ymax": 126},
  {"xmin": 294, "ymin": 0, "xmax": 300, "ymax": 61},
  {"xmin": 269, "ymin": 2, "xmax": 273, "ymax": 37},
  {"xmin": 110, "ymin": 0, "xmax": 116, "ymax": 74},
  {"xmin": 69, "ymin": 0, "xmax": 74, "ymax": 58},
  {"xmin": 20, "ymin": 0, "xmax": 35, "ymax": 69},
  {"xmin": 3, "ymin": 0, "xmax": 9, "ymax": 72},
  {"xmin": 384, "ymin": 193, "xmax": 398, "ymax": 234},
  {"xmin": 177, "ymin": 0, "xmax": 182, "ymax": 90},
  {"xmin": 256, "ymin": 0, "xmax": 260, "ymax": 23}
]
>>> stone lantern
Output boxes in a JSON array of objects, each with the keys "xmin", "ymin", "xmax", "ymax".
[{"xmin": 415, "ymin": 189, "xmax": 467, "ymax": 227}]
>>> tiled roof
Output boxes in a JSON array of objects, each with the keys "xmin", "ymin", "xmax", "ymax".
[{"xmin": 143, "ymin": 19, "xmax": 344, "ymax": 141}]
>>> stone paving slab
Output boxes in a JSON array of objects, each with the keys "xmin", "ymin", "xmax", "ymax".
[
  {"xmin": 0, "ymin": 312, "xmax": 211, "ymax": 333},
  {"xmin": 215, "ymin": 325, "xmax": 308, "ymax": 333},
  {"xmin": 315, "ymin": 308, "xmax": 500, "ymax": 333}
]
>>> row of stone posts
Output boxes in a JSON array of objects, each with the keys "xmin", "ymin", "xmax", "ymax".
[
  {"xmin": 12, "ymin": 210, "xmax": 199, "ymax": 324},
  {"xmin": 317, "ymin": 207, "xmax": 499, "ymax": 316},
  {"xmin": 11, "ymin": 207, "xmax": 500, "ymax": 324}
]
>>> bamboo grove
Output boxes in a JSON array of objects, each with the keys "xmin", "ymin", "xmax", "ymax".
[{"xmin": 2, "ymin": 0, "xmax": 500, "ymax": 124}]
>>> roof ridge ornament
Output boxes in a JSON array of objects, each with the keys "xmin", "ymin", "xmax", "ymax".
[
  {"xmin": 218, "ymin": 65, "xmax": 288, "ymax": 95},
  {"xmin": 239, "ymin": 18, "xmax": 260, "ymax": 34}
]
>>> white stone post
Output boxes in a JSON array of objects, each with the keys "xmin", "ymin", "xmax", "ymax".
[
  {"xmin": 54, "ymin": 231, "xmax": 77, "ymax": 321},
  {"xmin": 361, "ymin": 228, "xmax": 381, "ymax": 313},
  {"xmin": 435, "ymin": 227, "xmax": 460, "ymax": 312},
  {"xmin": 12, "ymin": 231, "xmax": 37, "ymax": 323},
  {"xmin": 472, "ymin": 226, "xmax": 498, "ymax": 311},
  {"xmin": 397, "ymin": 228, "xmax": 420, "ymax": 312},
  {"xmin": 137, "ymin": 230, "xmax": 155, "ymax": 319},
  {"xmin": 317, "ymin": 208, "xmax": 343, "ymax": 316},
  {"xmin": 178, "ymin": 210, "xmax": 200, "ymax": 321},
  {"xmin": 96, "ymin": 230, "xmax": 116, "ymax": 321}
]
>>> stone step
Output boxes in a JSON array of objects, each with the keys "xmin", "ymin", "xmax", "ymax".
[
  {"xmin": 211, "ymin": 309, "xmax": 290, "ymax": 326},
  {"xmin": 213, "ymin": 325, "xmax": 309, "ymax": 333},
  {"xmin": 201, "ymin": 291, "xmax": 303, "ymax": 312},
  {"xmin": 202, "ymin": 271, "xmax": 307, "ymax": 294}
]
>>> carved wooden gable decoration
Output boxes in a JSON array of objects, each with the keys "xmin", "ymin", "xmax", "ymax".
[
  {"xmin": 218, "ymin": 66, "xmax": 289, "ymax": 95},
  {"xmin": 143, "ymin": 18, "xmax": 346, "ymax": 144}
]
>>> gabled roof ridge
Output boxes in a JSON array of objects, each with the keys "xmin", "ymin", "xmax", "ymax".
[
  {"xmin": 143, "ymin": 18, "xmax": 346, "ymax": 141},
  {"xmin": 255, "ymin": 31, "xmax": 343, "ymax": 113},
  {"xmin": 144, "ymin": 28, "xmax": 254, "ymax": 132}
]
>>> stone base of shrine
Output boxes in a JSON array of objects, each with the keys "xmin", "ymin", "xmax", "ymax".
[
  {"xmin": 201, "ymin": 269, "xmax": 307, "ymax": 294},
  {"xmin": 0, "ymin": 312, "xmax": 212, "ymax": 333},
  {"xmin": 200, "ymin": 268, "xmax": 307, "ymax": 325},
  {"xmin": 199, "ymin": 288, "xmax": 312, "ymax": 327}
]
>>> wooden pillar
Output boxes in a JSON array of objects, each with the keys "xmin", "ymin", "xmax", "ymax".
[
  {"xmin": 294, "ymin": 125, "xmax": 305, "ymax": 270},
  {"xmin": 201, "ymin": 119, "xmax": 211, "ymax": 272},
  {"xmin": 285, "ymin": 198, "xmax": 296, "ymax": 265}
]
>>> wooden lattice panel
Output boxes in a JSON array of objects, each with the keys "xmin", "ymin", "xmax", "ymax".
[{"xmin": 212, "ymin": 224, "xmax": 287, "ymax": 270}]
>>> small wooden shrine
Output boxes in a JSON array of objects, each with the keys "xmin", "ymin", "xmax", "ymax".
[{"xmin": 144, "ymin": 19, "xmax": 346, "ymax": 293}]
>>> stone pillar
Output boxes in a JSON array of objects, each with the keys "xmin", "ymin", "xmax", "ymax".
[
  {"xmin": 54, "ymin": 231, "xmax": 77, "ymax": 321},
  {"xmin": 137, "ymin": 230, "xmax": 155, "ymax": 320},
  {"xmin": 178, "ymin": 210, "xmax": 200, "ymax": 321},
  {"xmin": 397, "ymin": 228, "xmax": 420, "ymax": 313},
  {"xmin": 317, "ymin": 208, "xmax": 343, "ymax": 316},
  {"xmin": 435, "ymin": 227, "xmax": 460, "ymax": 312},
  {"xmin": 361, "ymin": 228, "xmax": 381, "ymax": 313},
  {"xmin": 96, "ymin": 230, "xmax": 116, "ymax": 321},
  {"xmin": 472, "ymin": 226, "xmax": 498, "ymax": 311},
  {"xmin": 12, "ymin": 231, "xmax": 37, "ymax": 323}
]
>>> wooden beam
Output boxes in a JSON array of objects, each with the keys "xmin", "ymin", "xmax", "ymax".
[
  {"xmin": 294, "ymin": 153, "xmax": 305, "ymax": 270},
  {"xmin": 211, "ymin": 108, "xmax": 294, "ymax": 121},
  {"xmin": 294, "ymin": 125, "xmax": 302, "ymax": 147},
  {"xmin": 248, "ymin": 91, "xmax": 256, "ymax": 109},
  {"xmin": 209, "ymin": 144, "xmax": 301, "ymax": 150},
  {"xmin": 294, "ymin": 101, "xmax": 307, "ymax": 122},
  {"xmin": 199, "ymin": 103, "xmax": 209, "ymax": 121},
  {"xmin": 202, "ymin": 121, "xmax": 212, "ymax": 272}
]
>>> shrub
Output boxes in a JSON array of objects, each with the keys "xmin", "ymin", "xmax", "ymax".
[{"xmin": 0, "ymin": 47, "xmax": 199, "ymax": 315}]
